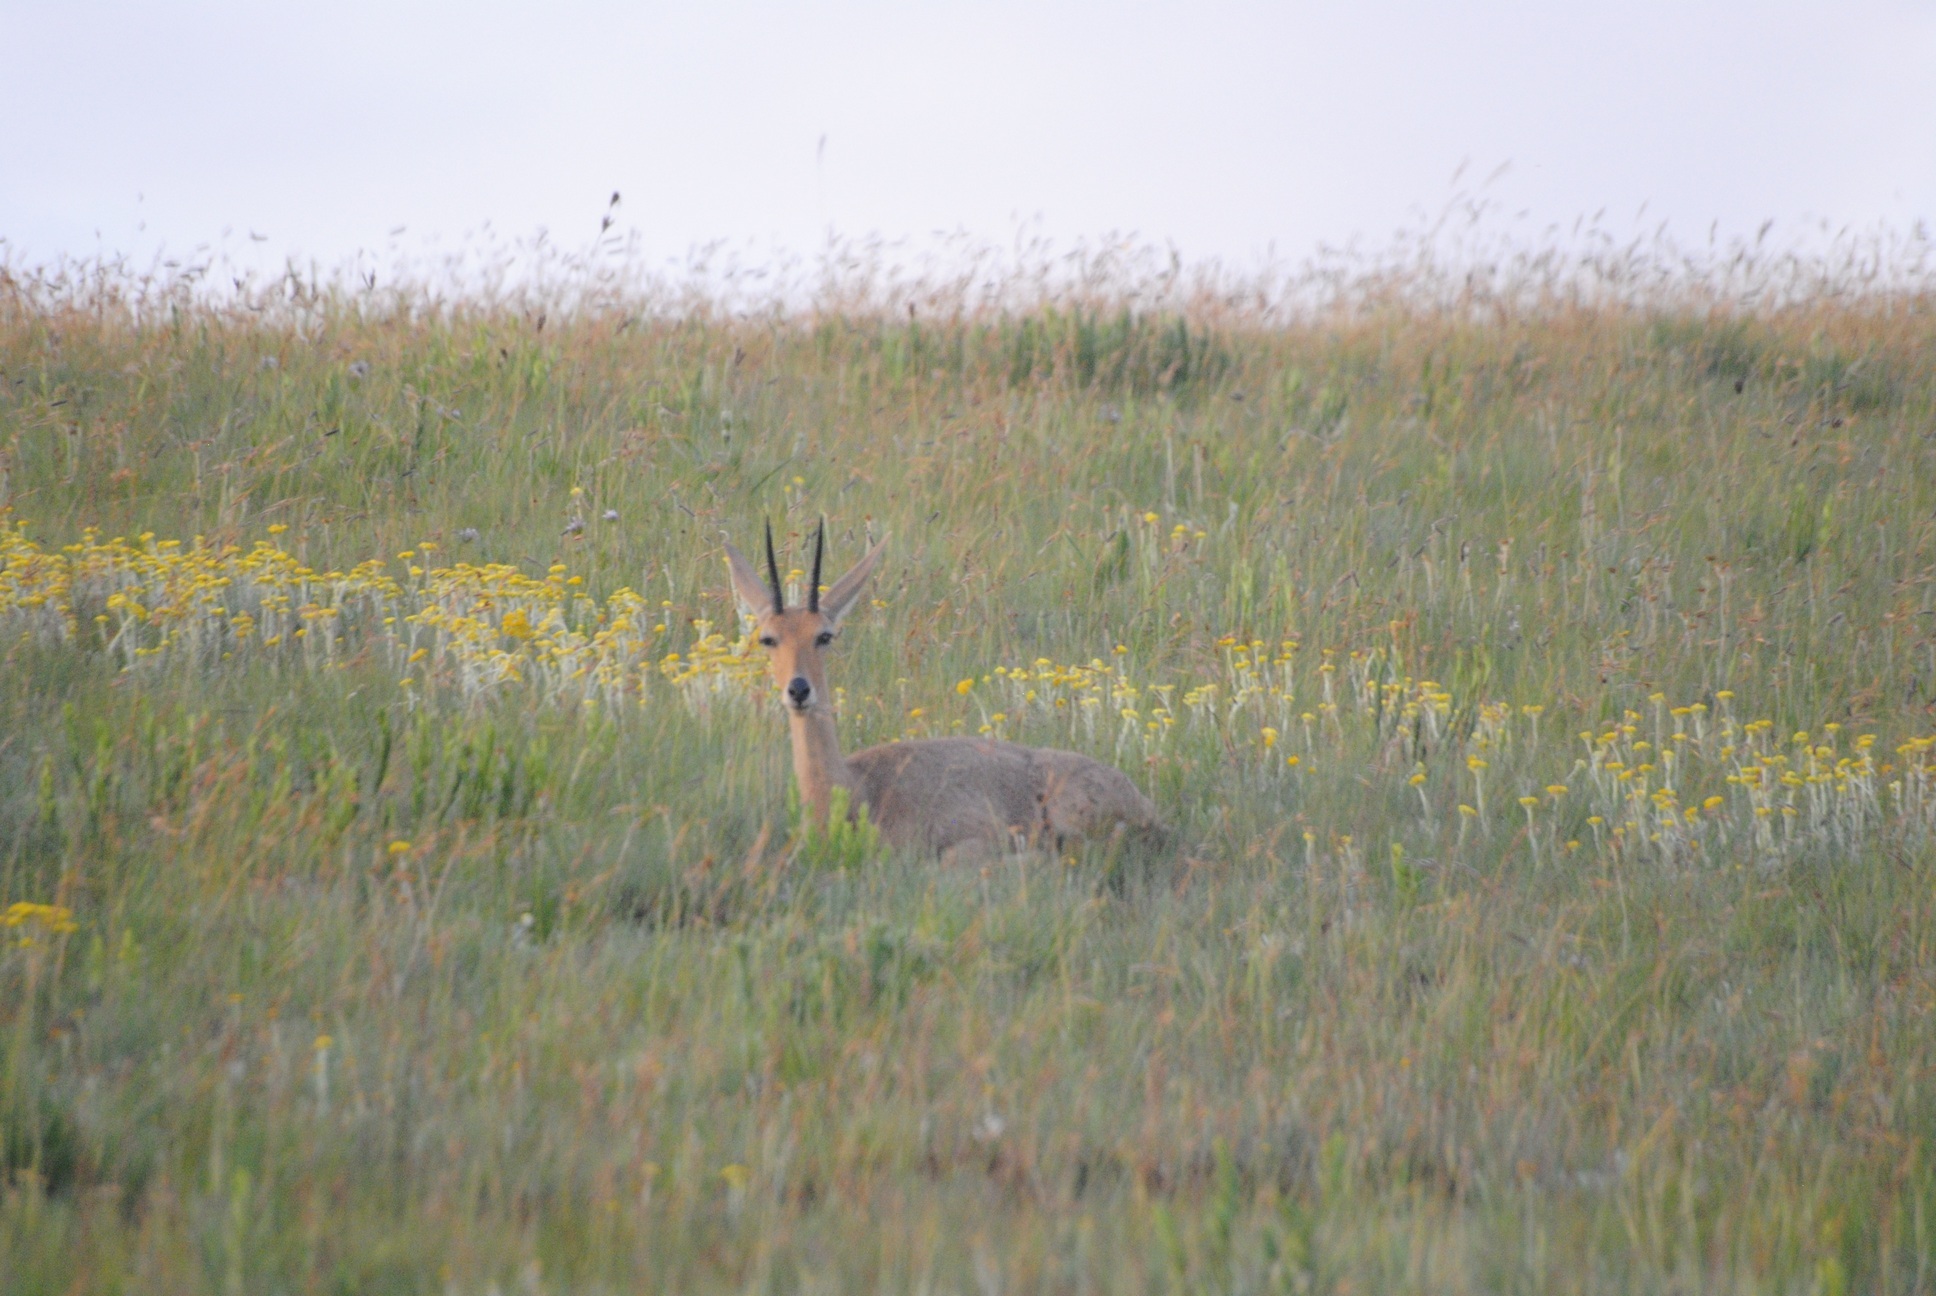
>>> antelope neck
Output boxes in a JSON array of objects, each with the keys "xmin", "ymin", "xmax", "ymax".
[{"xmin": 787, "ymin": 703, "xmax": 854, "ymax": 823}]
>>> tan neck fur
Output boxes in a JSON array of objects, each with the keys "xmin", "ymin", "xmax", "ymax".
[{"xmin": 788, "ymin": 706, "xmax": 854, "ymax": 824}]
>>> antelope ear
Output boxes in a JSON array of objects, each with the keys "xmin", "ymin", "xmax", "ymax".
[
  {"xmin": 723, "ymin": 542, "xmax": 772, "ymax": 618},
  {"xmin": 818, "ymin": 535, "xmax": 887, "ymax": 626}
]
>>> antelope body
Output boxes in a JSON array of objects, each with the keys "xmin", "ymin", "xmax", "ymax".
[{"xmin": 725, "ymin": 524, "xmax": 1169, "ymax": 860}]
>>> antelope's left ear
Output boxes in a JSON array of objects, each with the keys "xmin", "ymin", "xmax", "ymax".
[
  {"xmin": 818, "ymin": 535, "xmax": 888, "ymax": 626},
  {"xmin": 723, "ymin": 541, "xmax": 772, "ymax": 618}
]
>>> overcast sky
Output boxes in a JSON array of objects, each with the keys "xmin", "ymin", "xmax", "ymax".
[{"xmin": 5, "ymin": 0, "xmax": 1934, "ymax": 281}]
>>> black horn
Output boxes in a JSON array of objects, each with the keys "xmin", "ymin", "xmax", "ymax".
[
  {"xmin": 809, "ymin": 519, "xmax": 825, "ymax": 612},
  {"xmin": 763, "ymin": 519, "xmax": 785, "ymax": 613}
]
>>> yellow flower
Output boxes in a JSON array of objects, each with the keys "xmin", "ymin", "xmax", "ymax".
[
  {"xmin": 3, "ymin": 902, "xmax": 78, "ymax": 936},
  {"xmin": 956, "ymin": 678, "xmax": 974, "ymax": 695},
  {"xmin": 388, "ymin": 840, "xmax": 412, "ymax": 854}
]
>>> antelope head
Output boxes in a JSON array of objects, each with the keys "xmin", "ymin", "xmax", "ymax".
[{"xmin": 725, "ymin": 520, "xmax": 887, "ymax": 715}]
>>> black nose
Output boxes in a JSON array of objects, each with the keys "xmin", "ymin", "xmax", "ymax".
[{"xmin": 786, "ymin": 677, "xmax": 812, "ymax": 707}]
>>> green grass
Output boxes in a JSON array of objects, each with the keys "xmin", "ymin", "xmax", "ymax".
[{"xmin": 3, "ymin": 259, "xmax": 1936, "ymax": 1293}]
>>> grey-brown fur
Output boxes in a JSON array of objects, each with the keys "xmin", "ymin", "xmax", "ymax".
[{"xmin": 846, "ymin": 735, "xmax": 1168, "ymax": 858}]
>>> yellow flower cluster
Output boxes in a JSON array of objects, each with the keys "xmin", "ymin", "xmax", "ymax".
[
  {"xmin": 1573, "ymin": 702, "xmax": 1936, "ymax": 863},
  {"xmin": 0, "ymin": 523, "xmax": 71, "ymax": 641},
  {"xmin": 1, "ymin": 519, "xmax": 400, "ymax": 669},
  {"xmin": 0, "ymin": 520, "xmax": 769, "ymax": 710},
  {"xmin": 4, "ymin": 901, "xmax": 78, "ymax": 948},
  {"xmin": 407, "ymin": 558, "xmax": 618, "ymax": 699},
  {"xmin": 396, "ymin": 562, "xmax": 767, "ymax": 707},
  {"xmin": 971, "ymin": 639, "xmax": 1465, "ymax": 774},
  {"xmin": 969, "ymin": 636, "xmax": 1936, "ymax": 864}
]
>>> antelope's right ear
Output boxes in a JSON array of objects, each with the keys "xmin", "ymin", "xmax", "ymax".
[
  {"xmin": 819, "ymin": 535, "xmax": 888, "ymax": 626},
  {"xmin": 723, "ymin": 541, "xmax": 772, "ymax": 618}
]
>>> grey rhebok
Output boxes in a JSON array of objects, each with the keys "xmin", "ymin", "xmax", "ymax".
[{"xmin": 724, "ymin": 521, "xmax": 1169, "ymax": 861}]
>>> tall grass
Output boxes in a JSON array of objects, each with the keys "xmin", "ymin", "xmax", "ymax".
[{"xmin": 3, "ymin": 238, "xmax": 1936, "ymax": 1293}]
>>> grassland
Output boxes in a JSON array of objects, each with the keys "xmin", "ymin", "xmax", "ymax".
[{"xmin": 3, "ymin": 253, "xmax": 1936, "ymax": 1293}]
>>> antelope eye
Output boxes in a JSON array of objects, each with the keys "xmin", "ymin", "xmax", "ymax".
[
  {"xmin": 758, "ymin": 635, "xmax": 778, "ymax": 648},
  {"xmin": 815, "ymin": 630, "xmax": 834, "ymax": 646}
]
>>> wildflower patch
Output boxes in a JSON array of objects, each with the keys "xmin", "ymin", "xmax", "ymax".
[{"xmin": 5, "ymin": 517, "xmax": 1934, "ymax": 869}]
